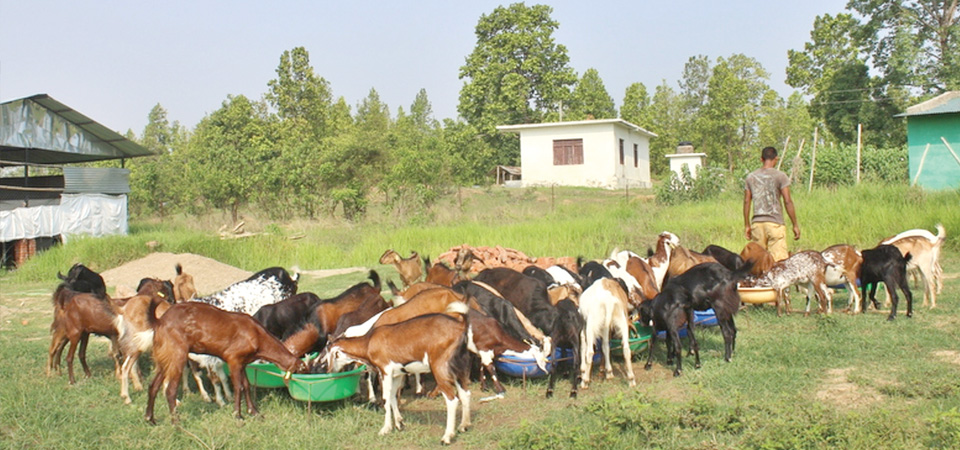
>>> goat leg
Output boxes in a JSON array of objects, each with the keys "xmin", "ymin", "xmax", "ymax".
[{"xmin": 78, "ymin": 333, "xmax": 93, "ymax": 378}]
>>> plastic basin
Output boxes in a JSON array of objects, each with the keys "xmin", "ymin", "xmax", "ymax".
[
  {"xmin": 287, "ymin": 365, "xmax": 366, "ymax": 402},
  {"xmin": 610, "ymin": 324, "xmax": 653, "ymax": 358}
]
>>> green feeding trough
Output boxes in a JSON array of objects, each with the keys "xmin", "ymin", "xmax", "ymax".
[
  {"xmin": 609, "ymin": 324, "xmax": 653, "ymax": 358},
  {"xmin": 244, "ymin": 362, "xmax": 289, "ymax": 388},
  {"xmin": 286, "ymin": 365, "xmax": 366, "ymax": 402}
]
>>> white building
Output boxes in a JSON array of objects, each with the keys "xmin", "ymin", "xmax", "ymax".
[{"xmin": 497, "ymin": 119, "xmax": 656, "ymax": 189}]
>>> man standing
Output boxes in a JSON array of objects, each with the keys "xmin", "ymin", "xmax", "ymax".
[{"xmin": 743, "ymin": 146, "xmax": 800, "ymax": 261}]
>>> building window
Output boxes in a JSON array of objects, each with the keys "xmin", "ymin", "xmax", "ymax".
[
  {"xmin": 553, "ymin": 139, "xmax": 583, "ymax": 165},
  {"xmin": 633, "ymin": 144, "xmax": 638, "ymax": 168},
  {"xmin": 619, "ymin": 139, "xmax": 625, "ymax": 165}
]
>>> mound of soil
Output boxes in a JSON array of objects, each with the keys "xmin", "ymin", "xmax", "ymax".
[{"xmin": 99, "ymin": 252, "xmax": 252, "ymax": 297}]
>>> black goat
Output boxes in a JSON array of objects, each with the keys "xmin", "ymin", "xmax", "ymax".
[
  {"xmin": 577, "ymin": 257, "xmax": 612, "ymax": 290},
  {"xmin": 701, "ymin": 245, "xmax": 746, "ymax": 272},
  {"xmin": 57, "ymin": 263, "xmax": 107, "ymax": 299},
  {"xmin": 859, "ymin": 245, "xmax": 913, "ymax": 321},
  {"xmin": 639, "ymin": 261, "xmax": 753, "ymax": 376},
  {"xmin": 253, "ymin": 293, "xmax": 325, "ymax": 351}
]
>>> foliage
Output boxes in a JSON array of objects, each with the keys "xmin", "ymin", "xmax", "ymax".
[
  {"xmin": 655, "ymin": 164, "xmax": 728, "ymax": 205},
  {"xmin": 780, "ymin": 143, "xmax": 908, "ymax": 187},
  {"xmin": 457, "ymin": 2, "xmax": 577, "ymax": 163},
  {"xmin": 564, "ymin": 68, "xmax": 617, "ymax": 121},
  {"xmin": 265, "ymin": 46, "xmax": 333, "ymax": 139},
  {"xmin": 619, "ymin": 82, "xmax": 651, "ymax": 128}
]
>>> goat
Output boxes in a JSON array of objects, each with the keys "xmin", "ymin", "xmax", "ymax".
[
  {"xmin": 578, "ymin": 278, "xmax": 635, "ymax": 388},
  {"xmin": 253, "ymin": 293, "xmax": 325, "ymax": 352},
  {"xmin": 623, "ymin": 256, "xmax": 659, "ymax": 303},
  {"xmin": 820, "ymin": 244, "xmax": 863, "ymax": 312},
  {"xmin": 318, "ymin": 312, "xmax": 473, "ymax": 445},
  {"xmin": 56, "ymin": 263, "xmax": 107, "ymax": 299},
  {"xmin": 452, "ymin": 280, "xmax": 540, "ymax": 345},
  {"xmin": 184, "ymin": 266, "xmax": 301, "ymax": 405},
  {"xmin": 379, "ymin": 249, "xmax": 423, "ymax": 287},
  {"xmin": 639, "ymin": 262, "xmax": 753, "ymax": 376},
  {"xmin": 387, "ymin": 280, "xmax": 446, "ymax": 306},
  {"xmin": 702, "ymin": 244, "xmax": 746, "ymax": 272},
  {"xmin": 740, "ymin": 242, "xmax": 776, "ymax": 277},
  {"xmin": 546, "ymin": 265, "xmax": 583, "ymax": 291},
  {"xmin": 173, "ymin": 263, "xmax": 197, "ymax": 302},
  {"xmin": 116, "ymin": 279, "xmax": 177, "ymax": 403},
  {"xmin": 665, "ymin": 245, "xmax": 718, "ymax": 282},
  {"xmin": 601, "ymin": 259, "xmax": 645, "ymax": 309},
  {"xmin": 47, "ymin": 285, "xmax": 124, "ymax": 384},
  {"xmin": 577, "ymin": 257, "xmax": 612, "ymax": 290},
  {"xmin": 859, "ymin": 245, "xmax": 913, "ymax": 321},
  {"xmin": 144, "ymin": 301, "xmax": 309, "ymax": 424},
  {"xmin": 880, "ymin": 224, "xmax": 945, "ymax": 308},
  {"xmin": 473, "ymin": 268, "xmax": 582, "ymax": 398},
  {"xmin": 314, "ymin": 270, "xmax": 384, "ymax": 339},
  {"xmin": 467, "ymin": 308, "xmax": 547, "ymax": 396},
  {"xmin": 424, "ymin": 257, "xmax": 463, "ymax": 286},
  {"xmin": 644, "ymin": 231, "xmax": 680, "ymax": 290},
  {"xmin": 761, "ymin": 251, "xmax": 833, "ymax": 316}
]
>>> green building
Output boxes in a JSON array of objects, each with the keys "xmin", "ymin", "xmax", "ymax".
[{"xmin": 896, "ymin": 91, "xmax": 960, "ymax": 190}]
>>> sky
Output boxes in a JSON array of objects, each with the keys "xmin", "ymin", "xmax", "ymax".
[{"xmin": 0, "ymin": 0, "xmax": 850, "ymax": 136}]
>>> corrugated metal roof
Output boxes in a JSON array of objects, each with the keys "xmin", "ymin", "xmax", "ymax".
[
  {"xmin": 0, "ymin": 94, "xmax": 155, "ymax": 166},
  {"xmin": 895, "ymin": 91, "xmax": 960, "ymax": 117}
]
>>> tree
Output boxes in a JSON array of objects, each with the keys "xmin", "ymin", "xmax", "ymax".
[
  {"xmin": 129, "ymin": 104, "xmax": 185, "ymax": 218},
  {"xmin": 847, "ymin": 0, "xmax": 960, "ymax": 92},
  {"xmin": 265, "ymin": 47, "xmax": 333, "ymax": 138},
  {"xmin": 620, "ymin": 82, "xmax": 651, "ymax": 128},
  {"xmin": 458, "ymin": 2, "xmax": 577, "ymax": 163},
  {"xmin": 566, "ymin": 68, "xmax": 617, "ymax": 120},
  {"xmin": 181, "ymin": 95, "xmax": 274, "ymax": 223},
  {"xmin": 700, "ymin": 54, "xmax": 772, "ymax": 171},
  {"xmin": 646, "ymin": 81, "xmax": 685, "ymax": 176}
]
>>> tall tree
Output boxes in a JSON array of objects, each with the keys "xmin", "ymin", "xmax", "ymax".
[
  {"xmin": 847, "ymin": 0, "xmax": 959, "ymax": 92},
  {"xmin": 266, "ymin": 47, "xmax": 333, "ymax": 138},
  {"xmin": 700, "ymin": 54, "xmax": 772, "ymax": 170},
  {"xmin": 182, "ymin": 95, "xmax": 274, "ymax": 223},
  {"xmin": 567, "ymin": 68, "xmax": 617, "ymax": 120},
  {"xmin": 620, "ymin": 82, "xmax": 651, "ymax": 127},
  {"xmin": 646, "ymin": 81, "xmax": 685, "ymax": 175},
  {"xmin": 458, "ymin": 3, "xmax": 577, "ymax": 163}
]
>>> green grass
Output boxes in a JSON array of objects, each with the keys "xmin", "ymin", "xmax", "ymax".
[{"xmin": 2, "ymin": 183, "xmax": 960, "ymax": 448}]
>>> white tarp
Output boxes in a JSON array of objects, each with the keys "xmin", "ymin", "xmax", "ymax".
[{"xmin": 0, "ymin": 194, "xmax": 127, "ymax": 241}]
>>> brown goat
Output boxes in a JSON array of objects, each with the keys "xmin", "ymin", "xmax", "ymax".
[
  {"xmin": 625, "ymin": 256, "xmax": 660, "ymax": 302},
  {"xmin": 117, "ymin": 280, "xmax": 177, "ymax": 404},
  {"xmin": 666, "ymin": 245, "xmax": 719, "ymax": 280},
  {"xmin": 424, "ymin": 257, "xmax": 464, "ymax": 286},
  {"xmin": 144, "ymin": 302, "xmax": 309, "ymax": 424},
  {"xmin": 319, "ymin": 313, "xmax": 473, "ymax": 444},
  {"xmin": 379, "ymin": 250, "xmax": 423, "ymax": 288},
  {"xmin": 173, "ymin": 263, "xmax": 197, "ymax": 302},
  {"xmin": 47, "ymin": 285, "xmax": 124, "ymax": 384},
  {"xmin": 740, "ymin": 242, "xmax": 776, "ymax": 277}
]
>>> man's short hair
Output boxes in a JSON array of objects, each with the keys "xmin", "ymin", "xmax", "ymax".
[{"xmin": 761, "ymin": 146, "xmax": 778, "ymax": 161}]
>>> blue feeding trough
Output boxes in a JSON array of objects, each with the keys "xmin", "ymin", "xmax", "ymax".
[
  {"xmin": 495, "ymin": 347, "xmax": 581, "ymax": 378},
  {"xmin": 655, "ymin": 308, "xmax": 718, "ymax": 340}
]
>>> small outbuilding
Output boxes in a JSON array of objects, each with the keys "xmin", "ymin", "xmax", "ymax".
[
  {"xmin": 1, "ymin": 94, "xmax": 155, "ymax": 266},
  {"xmin": 496, "ymin": 119, "xmax": 656, "ymax": 189},
  {"xmin": 895, "ymin": 91, "xmax": 960, "ymax": 189}
]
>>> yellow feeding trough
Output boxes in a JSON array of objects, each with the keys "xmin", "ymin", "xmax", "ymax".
[{"xmin": 738, "ymin": 286, "xmax": 777, "ymax": 304}]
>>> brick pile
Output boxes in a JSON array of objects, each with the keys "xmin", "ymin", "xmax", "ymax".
[{"xmin": 436, "ymin": 244, "xmax": 577, "ymax": 274}]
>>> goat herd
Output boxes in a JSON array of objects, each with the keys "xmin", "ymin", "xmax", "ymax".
[{"xmin": 44, "ymin": 224, "xmax": 946, "ymax": 444}]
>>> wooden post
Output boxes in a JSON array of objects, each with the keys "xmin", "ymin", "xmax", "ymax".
[
  {"xmin": 940, "ymin": 137, "xmax": 960, "ymax": 168},
  {"xmin": 856, "ymin": 124, "xmax": 862, "ymax": 184},
  {"xmin": 777, "ymin": 136, "xmax": 791, "ymax": 170},
  {"xmin": 912, "ymin": 143, "xmax": 931, "ymax": 186},
  {"xmin": 808, "ymin": 127, "xmax": 818, "ymax": 192}
]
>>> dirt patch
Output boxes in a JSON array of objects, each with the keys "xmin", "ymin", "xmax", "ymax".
[
  {"xmin": 933, "ymin": 350, "xmax": 960, "ymax": 366},
  {"xmin": 815, "ymin": 368, "xmax": 882, "ymax": 409},
  {"xmin": 99, "ymin": 252, "xmax": 252, "ymax": 297}
]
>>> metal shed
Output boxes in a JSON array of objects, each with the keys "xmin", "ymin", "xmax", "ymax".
[
  {"xmin": 895, "ymin": 91, "xmax": 960, "ymax": 190},
  {"xmin": 1, "ymin": 94, "xmax": 155, "ymax": 266}
]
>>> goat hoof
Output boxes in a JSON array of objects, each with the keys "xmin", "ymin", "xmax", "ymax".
[
  {"xmin": 569, "ymin": 391, "xmax": 577, "ymax": 399},
  {"xmin": 887, "ymin": 316, "xmax": 896, "ymax": 322},
  {"xmin": 545, "ymin": 390, "xmax": 553, "ymax": 398},
  {"xmin": 644, "ymin": 363, "xmax": 652, "ymax": 371},
  {"xmin": 673, "ymin": 370, "xmax": 682, "ymax": 377},
  {"xmin": 695, "ymin": 363, "xmax": 702, "ymax": 369}
]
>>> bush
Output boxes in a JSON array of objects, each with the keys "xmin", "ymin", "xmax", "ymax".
[
  {"xmin": 780, "ymin": 144, "xmax": 908, "ymax": 187},
  {"xmin": 655, "ymin": 164, "xmax": 728, "ymax": 205}
]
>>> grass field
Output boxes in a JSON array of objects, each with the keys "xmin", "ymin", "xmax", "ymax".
[{"xmin": 2, "ymin": 184, "xmax": 960, "ymax": 449}]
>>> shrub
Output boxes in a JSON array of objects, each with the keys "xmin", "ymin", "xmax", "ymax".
[{"xmin": 655, "ymin": 164, "xmax": 728, "ymax": 205}]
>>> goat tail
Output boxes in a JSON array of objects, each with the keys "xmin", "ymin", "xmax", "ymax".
[
  {"xmin": 52, "ymin": 284, "xmax": 69, "ymax": 309},
  {"xmin": 424, "ymin": 256, "xmax": 432, "ymax": 271},
  {"xmin": 386, "ymin": 279, "xmax": 400, "ymax": 296},
  {"xmin": 367, "ymin": 270, "xmax": 381, "ymax": 292},
  {"xmin": 576, "ymin": 256, "xmax": 586, "ymax": 270},
  {"xmin": 445, "ymin": 301, "xmax": 470, "ymax": 318},
  {"xmin": 146, "ymin": 295, "xmax": 162, "ymax": 329},
  {"xmin": 935, "ymin": 224, "xmax": 946, "ymax": 245},
  {"xmin": 175, "ymin": 263, "xmax": 183, "ymax": 275}
]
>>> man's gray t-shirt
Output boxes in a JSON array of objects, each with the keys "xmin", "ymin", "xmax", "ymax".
[{"xmin": 745, "ymin": 168, "xmax": 790, "ymax": 225}]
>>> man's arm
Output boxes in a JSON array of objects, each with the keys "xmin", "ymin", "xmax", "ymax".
[
  {"xmin": 781, "ymin": 186, "xmax": 800, "ymax": 240},
  {"xmin": 743, "ymin": 188, "xmax": 753, "ymax": 240}
]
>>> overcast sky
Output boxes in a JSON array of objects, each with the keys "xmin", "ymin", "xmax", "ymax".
[{"xmin": 0, "ymin": 0, "xmax": 849, "ymax": 136}]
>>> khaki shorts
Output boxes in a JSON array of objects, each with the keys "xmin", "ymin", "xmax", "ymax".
[{"xmin": 751, "ymin": 222, "xmax": 788, "ymax": 261}]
